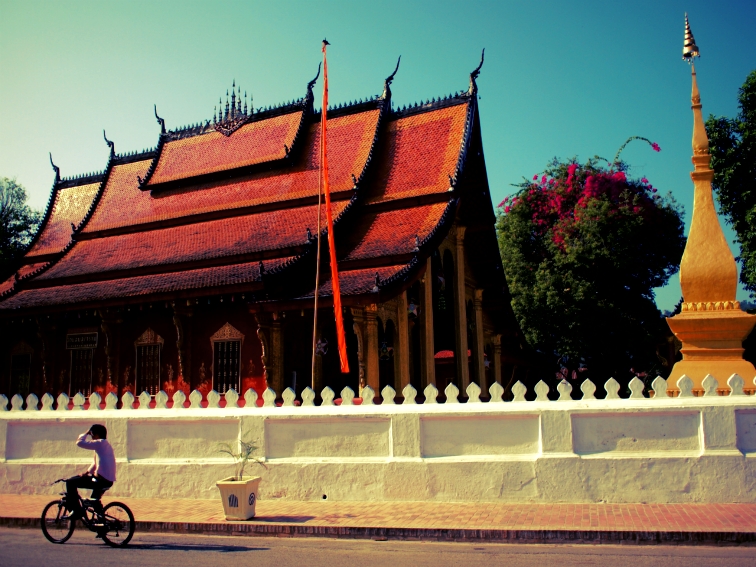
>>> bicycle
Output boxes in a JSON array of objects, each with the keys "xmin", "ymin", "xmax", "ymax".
[{"xmin": 41, "ymin": 477, "xmax": 135, "ymax": 547}]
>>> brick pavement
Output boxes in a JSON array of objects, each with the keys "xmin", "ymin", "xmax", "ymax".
[{"xmin": 3, "ymin": 494, "xmax": 756, "ymax": 544}]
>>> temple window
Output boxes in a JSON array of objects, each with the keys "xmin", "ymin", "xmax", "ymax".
[
  {"xmin": 134, "ymin": 328, "xmax": 164, "ymax": 395},
  {"xmin": 66, "ymin": 331, "xmax": 97, "ymax": 396},
  {"xmin": 210, "ymin": 323, "xmax": 244, "ymax": 394}
]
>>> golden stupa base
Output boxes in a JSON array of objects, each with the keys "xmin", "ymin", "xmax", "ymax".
[{"xmin": 666, "ymin": 309, "xmax": 756, "ymax": 394}]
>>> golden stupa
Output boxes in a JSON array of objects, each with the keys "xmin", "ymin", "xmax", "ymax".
[{"xmin": 666, "ymin": 15, "xmax": 756, "ymax": 393}]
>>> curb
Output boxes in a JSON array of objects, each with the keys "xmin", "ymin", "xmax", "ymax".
[{"xmin": 4, "ymin": 516, "xmax": 756, "ymax": 545}]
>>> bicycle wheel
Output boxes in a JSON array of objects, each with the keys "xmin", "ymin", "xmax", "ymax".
[
  {"xmin": 41, "ymin": 500, "xmax": 75, "ymax": 544},
  {"xmin": 101, "ymin": 501, "xmax": 135, "ymax": 547}
]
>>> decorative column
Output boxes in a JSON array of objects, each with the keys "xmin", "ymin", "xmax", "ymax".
[
  {"xmin": 396, "ymin": 291, "xmax": 411, "ymax": 391},
  {"xmin": 171, "ymin": 302, "xmax": 193, "ymax": 386},
  {"xmin": 98, "ymin": 309, "xmax": 122, "ymax": 396},
  {"xmin": 255, "ymin": 312, "xmax": 284, "ymax": 395},
  {"xmin": 472, "ymin": 289, "xmax": 486, "ymax": 391},
  {"xmin": 491, "ymin": 334, "xmax": 502, "ymax": 385},
  {"xmin": 666, "ymin": 18, "xmax": 756, "ymax": 393},
  {"xmin": 420, "ymin": 258, "xmax": 436, "ymax": 387},
  {"xmin": 364, "ymin": 304, "xmax": 380, "ymax": 391},
  {"xmin": 35, "ymin": 316, "xmax": 58, "ymax": 394},
  {"xmin": 453, "ymin": 226, "xmax": 470, "ymax": 390},
  {"xmin": 350, "ymin": 307, "xmax": 366, "ymax": 394}
]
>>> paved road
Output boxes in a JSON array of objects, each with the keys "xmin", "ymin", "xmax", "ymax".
[{"xmin": 1, "ymin": 527, "xmax": 755, "ymax": 567}]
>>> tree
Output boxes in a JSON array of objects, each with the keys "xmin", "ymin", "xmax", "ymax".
[
  {"xmin": 706, "ymin": 70, "xmax": 756, "ymax": 296},
  {"xmin": 496, "ymin": 141, "xmax": 685, "ymax": 388},
  {"xmin": 0, "ymin": 177, "xmax": 42, "ymax": 276}
]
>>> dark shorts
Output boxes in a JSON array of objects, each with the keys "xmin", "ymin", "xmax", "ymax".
[{"xmin": 66, "ymin": 474, "xmax": 113, "ymax": 507}]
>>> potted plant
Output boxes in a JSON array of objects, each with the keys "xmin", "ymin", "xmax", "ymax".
[{"xmin": 216, "ymin": 440, "xmax": 267, "ymax": 520}]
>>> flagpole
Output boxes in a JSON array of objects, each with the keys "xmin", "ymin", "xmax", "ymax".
[{"xmin": 311, "ymin": 40, "xmax": 329, "ymax": 390}]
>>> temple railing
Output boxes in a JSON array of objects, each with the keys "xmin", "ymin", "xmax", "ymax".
[{"xmin": 2, "ymin": 374, "xmax": 755, "ymax": 412}]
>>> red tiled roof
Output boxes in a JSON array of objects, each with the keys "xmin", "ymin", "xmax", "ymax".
[
  {"xmin": 147, "ymin": 111, "xmax": 302, "ymax": 186},
  {"xmin": 367, "ymin": 102, "xmax": 469, "ymax": 204},
  {"xmin": 26, "ymin": 182, "xmax": 100, "ymax": 257},
  {"xmin": 84, "ymin": 110, "xmax": 379, "ymax": 232},
  {"xmin": 39, "ymin": 202, "xmax": 348, "ymax": 281},
  {"xmin": 0, "ymin": 259, "xmax": 291, "ymax": 309},
  {"xmin": 299, "ymin": 265, "xmax": 405, "ymax": 298},
  {"xmin": 343, "ymin": 203, "xmax": 448, "ymax": 262}
]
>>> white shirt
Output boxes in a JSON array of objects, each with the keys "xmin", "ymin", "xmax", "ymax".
[{"xmin": 76, "ymin": 433, "xmax": 116, "ymax": 482}]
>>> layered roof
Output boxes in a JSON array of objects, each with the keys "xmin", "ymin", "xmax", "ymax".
[{"xmin": 1, "ymin": 60, "xmax": 502, "ymax": 317}]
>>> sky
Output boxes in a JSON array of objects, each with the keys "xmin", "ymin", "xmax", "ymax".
[{"xmin": 0, "ymin": 0, "xmax": 754, "ymax": 311}]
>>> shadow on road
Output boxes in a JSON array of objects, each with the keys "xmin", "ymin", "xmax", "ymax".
[
  {"xmin": 252, "ymin": 515, "xmax": 316, "ymax": 523},
  {"xmin": 124, "ymin": 542, "xmax": 270, "ymax": 553}
]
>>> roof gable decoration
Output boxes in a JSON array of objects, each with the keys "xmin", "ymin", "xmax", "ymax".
[
  {"xmin": 210, "ymin": 322, "xmax": 244, "ymax": 342},
  {"xmin": 212, "ymin": 80, "xmax": 253, "ymax": 137},
  {"xmin": 135, "ymin": 327, "xmax": 164, "ymax": 346}
]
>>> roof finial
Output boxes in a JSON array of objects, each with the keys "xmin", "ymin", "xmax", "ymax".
[
  {"xmin": 103, "ymin": 130, "xmax": 115, "ymax": 158},
  {"xmin": 49, "ymin": 152, "xmax": 60, "ymax": 183},
  {"xmin": 154, "ymin": 104, "xmax": 166, "ymax": 134},
  {"xmin": 682, "ymin": 13, "xmax": 700, "ymax": 62},
  {"xmin": 231, "ymin": 87, "xmax": 236, "ymax": 119},
  {"xmin": 382, "ymin": 56, "xmax": 401, "ymax": 99},
  {"xmin": 307, "ymin": 62, "xmax": 322, "ymax": 93},
  {"xmin": 468, "ymin": 48, "xmax": 485, "ymax": 95}
]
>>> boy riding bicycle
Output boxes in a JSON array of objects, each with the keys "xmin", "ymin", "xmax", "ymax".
[{"xmin": 66, "ymin": 424, "xmax": 116, "ymax": 519}]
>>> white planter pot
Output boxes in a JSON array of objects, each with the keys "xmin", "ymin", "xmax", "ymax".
[{"xmin": 216, "ymin": 476, "xmax": 261, "ymax": 520}]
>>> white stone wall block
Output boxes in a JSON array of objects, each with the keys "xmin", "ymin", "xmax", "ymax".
[
  {"xmin": 321, "ymin": 386, "xmax": 335, "ymax": 406},
  {"xmin": 511, "ymin": 381, "xmax": 527, "ymax": 402},
  {"xmin": 104, "ymin": 392, "xmax": 118, "ymax": 410},
  {"xmin": 423, "ymin": 383, "xmax": 439, "ymax": 404},
  {"xmin": 488, "ymin": 381, "xmax": 504, "ymax": 403},
  {"xmin": 188, "ymin": 389, "xmax": 203, "ymax": 409},
  {"xmin": 41, "ymin": 393, "xmax": 55, "ymax": 411},
  {"xmin": 677, "ymin": 375, "xmax": 694, "ymax": 398},
  {"xmin": 172, "ymin": 390, "xmax": 186, "ymax": 409},
  {"xmin": 282, "ymin": 387, "xmax": 297, "ymax": 406},
  {"xmin": 557, "ymin": 379, "xmax": 572, "ymax": 401},
  {"xmin": 651, "ymin": 376, "xmax": 668, "ymax": 399},
  {"xmin": 300, "ymin": 387, "xmax": 315, "ymax": 406},
  {"xmin": 340, "ymin": 387, "xmax": 355, "ymax": 406},
  {"xmin": 702, "ymin": 374, "xmax": 720, "ymax": 397},
  {"xmin": 466, "ymin": 382, "xmax": 482, "ymax": 403},
  {"xmin": 206, "ymin": 390, "xmax": 221, "ymax": 409},
  {"xmin": 138, "ymin": 391, "xmax": 151, "ymax": 410},
  {"xmin": 25, "ymin": 393, "xmax": 39, "ymax": 411},
  {"xmin": 0, "ymin": 393, "xmax": 7, "ymax": 411},
  {"xmin": 57, "ymin": 392, "xmax": 70, "ymax": 411},
  {"xmin": 88, "ymin": 392, "xmax": 102, "ymax": 411},
  {"xmin": 534, "ymin": 380, "xmax": 550, "ymax": 402},
  {"xmin": 224, "ymin": 388, "xmax": 239, "ymax": 408},
  {"xmin": 72, "ymin": 392, "xmax": 86, "ymax": 410},
  {"xmin": 10, "ymin": 394, "xmax": 24, "ymax": 411},
  {"xmin": 154, "ymin": 390, "xmax": 168, "ymax": 409},
  {"xmin": 628, "ymin": 377, "xmax": 645, "ymax": 399},
  {"xmin": 121, "ymin": 391, "xmax": 135, "ymax": 410},
  {"xmin": 580, "ymin": 379, "xmax": 596, "ymax": 400},
  {"xmin": 604, "ymin": 378, "xmax": 620, "ymax": 400},
  {"xmin": 360, "ymin": 385, "xmax": 375, "ymax": 405},
  {"xmin": 728, "ymin": 374, "xmax": 745, "ymax": 396},
  {"xmin": 262, "ymin": 388, "xmax": 277, "ymax": 407},
  {"xmin": 402, "ymin": 384, "xmax": 417, "ymax": 404},
  {"xmin": 243, "ymin": 388, "xmax": 259, "ymax": 408},
  {"xmin": 382, "ymin": 385, "xmax": 397, "ymax": 405},
  {"xmin": 444, "ymin": 383, "xmax": 460, "ymax": 404}
]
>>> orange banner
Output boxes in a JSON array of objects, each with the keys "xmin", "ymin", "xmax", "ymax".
[{"xmin": 321, "ymin": 41, "xmax": 349, "ymax": 373}]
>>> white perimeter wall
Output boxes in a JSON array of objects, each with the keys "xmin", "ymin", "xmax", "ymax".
[{"xmin": 2, "ymin": 380, "xmax": 756, "ymax": 503}]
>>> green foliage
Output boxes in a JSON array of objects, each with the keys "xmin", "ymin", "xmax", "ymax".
[
  {"xmin": 218, "ymin": 439, "xmax": 266, "ymax": 480},
  {"xmin": 496, "ymin": 157, "xmax": 685, "ymax": 384},
  {"xmin": 0, "ymin": 177, "xmax": 42, "ymax": 276},
  {"xmin": 706, "ymin": 70, "xmax": 756, "ymax": 297}
]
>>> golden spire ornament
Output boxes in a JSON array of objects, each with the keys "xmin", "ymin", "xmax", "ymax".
[{"xmin": 665, "ymin": 14, "xmax": 756, "ymax": 394}]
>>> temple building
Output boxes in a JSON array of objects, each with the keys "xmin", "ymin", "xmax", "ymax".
[{"xmin": 0, "ymin": 59, "xmax": 529, "ymax": 403}]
